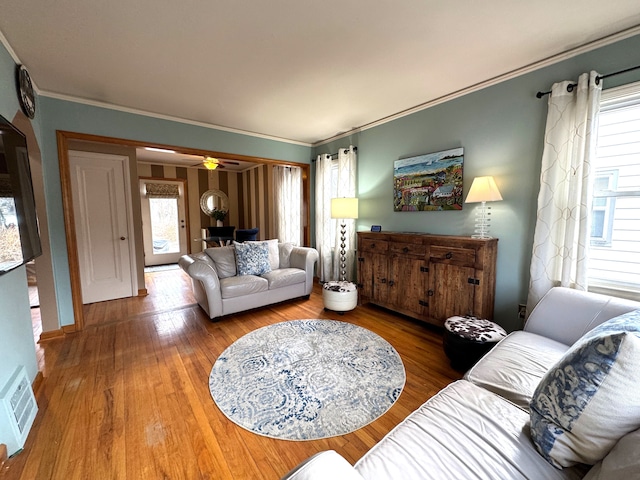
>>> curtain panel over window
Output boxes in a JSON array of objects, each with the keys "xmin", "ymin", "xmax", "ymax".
[
  {"xmin": 145, "ymin": 183, "xmax": 180, "ymax": 198},
  {"xmin": 315, "ymin": 146, "xmax": 357, "ymax": 282},
  {"xmin": 527, "ymin": 71, "xmax": 602, "ymax": 313},
  {"xmin": 273, "ymin": 165, "xmax": 302, "ymax": 245}
]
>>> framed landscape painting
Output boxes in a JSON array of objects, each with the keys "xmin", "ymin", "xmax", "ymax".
[{"xmin": 393, "ymin": 147, "xmax": 464, "ymax": 211}]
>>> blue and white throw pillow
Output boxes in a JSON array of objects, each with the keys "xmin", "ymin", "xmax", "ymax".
[
  {"xmin": 233, "ymin": 241, "xmax": 271, "ymax": 276},
  {"xmin": 530, "ymin": 309, "xmax": 640, "ymax": 468}
]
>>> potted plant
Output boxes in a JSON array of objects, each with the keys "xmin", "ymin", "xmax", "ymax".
[{"xmin": 211, "ymin": 209, "xmax": 227, "ymax": 226}]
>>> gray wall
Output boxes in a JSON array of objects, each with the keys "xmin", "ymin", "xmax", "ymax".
[
  {"xmin": 38, "ymin": 98, "xmax": 312, "ymax": 326},
  {"xmin": 0, "ymin": 42, "xmax": 39, "ymax": 392},
  {"xmin": 315, "ymin": 34, "xmax": 640, "ymax": 331}
]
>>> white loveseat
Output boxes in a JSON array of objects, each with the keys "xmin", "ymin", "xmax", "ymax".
[
  {"xmin": 283, "ymin": 287, "xmax": 640, "ymax": 480},
  {"xmin": 179, "ymin": 241, "xmax": 318, "ymax": 320}
]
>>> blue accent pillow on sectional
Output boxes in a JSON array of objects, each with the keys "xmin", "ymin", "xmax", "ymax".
[
  {"xmin": 234, "ymin": 241, "xmax": 271, "ymax": 276},
  {"xmin": 530, "ymin": 309, "xmax": 640, "ymax": 468}
]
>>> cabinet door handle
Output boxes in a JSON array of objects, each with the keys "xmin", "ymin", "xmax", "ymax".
[
  {"xmin": 427, "ymin": 289, "xmax": 434, "ymax": 296},
  {"xmin": 445, "ymin": 252, "xmax": 453, "ymax": 259},
  {"xmin": 380, "ymin": 278, "xmax": 387, "ymax": 284},
  {"xmin": 388, "ymin": 280, "xmax": 395, "ymax": 286}
]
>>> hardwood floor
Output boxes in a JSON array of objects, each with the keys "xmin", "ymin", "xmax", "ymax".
[{"xmin": 3, "ymin": 270, "xmax": 461, "ymax": 480}]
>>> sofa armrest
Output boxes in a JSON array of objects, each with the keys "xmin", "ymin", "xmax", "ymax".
[
  {"xmin": 289, "ymin": 246, "xmax": 319, "ymax": 295},
  {"xmin": 178, "ymin": 253, "xmax": 223, "ymax": 318},
  {"xmin": 525, "ymin": 287, "xmax": 640, "ymax": 345},
  {"xmin": 281, "ymin": 451, "xmax": 364, "ymax": 480}
]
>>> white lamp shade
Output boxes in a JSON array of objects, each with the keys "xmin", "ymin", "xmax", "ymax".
[
  {"xmin": 465, "ymin": 176, "xmax": 503, "ymax": 203},
  {"xmin": 331, "ymin": 197, "xmax": 359, "ymax": 219}
]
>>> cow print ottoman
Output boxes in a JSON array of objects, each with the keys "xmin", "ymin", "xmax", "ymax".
[{"xmin": 443, "ymin": 316, "xmax": 507, "ymax": 371}]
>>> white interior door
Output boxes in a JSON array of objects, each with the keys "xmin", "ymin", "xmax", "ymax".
[
  {"xmin": 69, "ymin": 151, "xmax": 136, "ymax": 304},
  {"xmin": 140, "ymin": 179, "xmax": 188, "ymax": 266}
]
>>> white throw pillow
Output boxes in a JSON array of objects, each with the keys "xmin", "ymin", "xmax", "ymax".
[
  {"xmin": 278, "ymin": 242, "xmax": 295, "ymax": 268},
  {"xmin": 530, "ymin": 309, "xmax": 640, "ymax": 468},
  {"xmin": 583, "ymin": 428, "xmax": 640, "ymax": 479}
]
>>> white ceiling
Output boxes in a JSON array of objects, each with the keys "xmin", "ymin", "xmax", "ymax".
[{"xmin": 2, "ymin": 1, "xmax": 640, "ymax": 145}]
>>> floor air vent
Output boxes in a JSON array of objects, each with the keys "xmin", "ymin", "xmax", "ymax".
[{"xmin": 0, "ymin": 366, "xmax": 38, "ymax": 455}]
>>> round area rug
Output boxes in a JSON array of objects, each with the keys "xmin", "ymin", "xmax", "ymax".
[{"xmin": 209, "ymin": 319, "xmax": 405, "ymax": 440}]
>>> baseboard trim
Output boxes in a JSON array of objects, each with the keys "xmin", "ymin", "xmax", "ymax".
[
  {"xmin": 62, "ymin": 324, "xmax": 77, "ymax": 334},
  {"xmin": 1, "ymin": 443, "xmax": 7, "ymax": 468},
  {"xmin": 32, "ymin": 371, "xmax": 44, "ymax": 396},
  {"xmin": 138, "ymin": 288, "xmax": 148, "ymax": 296},
  {"xmin": 38, "ymin": 329, "xmax": 64, "ymax": 343}
]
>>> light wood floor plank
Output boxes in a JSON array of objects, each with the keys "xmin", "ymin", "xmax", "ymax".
[{"xmin": 4, "ymin": 270, "xmax": 461, "ymax": 479}]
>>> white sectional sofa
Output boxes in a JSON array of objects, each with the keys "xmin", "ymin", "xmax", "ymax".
[
  {"xmin": 283, "ymin": 287, "xmax": 640, "ymax": 480},
  {"xmin": 179, "ymin": 241, "xmax": 318, "ymax": 320}
]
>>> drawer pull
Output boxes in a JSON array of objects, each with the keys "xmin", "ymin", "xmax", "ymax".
[
  {"xmin": 427, "ymin": 289, "xmax": 434, "ymax": 296},
  {"xmin": 388, "ymin": 280, "xmax": 395, "ymax": 287},
  {"xmin": 402, "ymin": 247, "xmax": 409, "ymax": 253},
  {"xmin": 380, "ymin": 278, "xmax": 387, "ymax": 284},
  {"xmin": 370, "ymin": 243, "xmax": 376, "ymax": 249},
  {"xmin": 445, "ymin": 252, "xmax": 453, "ymax": 259}
]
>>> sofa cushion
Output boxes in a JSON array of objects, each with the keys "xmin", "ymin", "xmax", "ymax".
[
  {"xmin": 530, "ymin": 309, "xmax": 640, "ymax": 468},
  {"xmin": 219, "ymin": 275, "xmax": 268, "ymax": 299},
  {"xmin": 464, "ymin": 331, "xmax": 569, "ymax": 410},
  {"xmin": 234, "ymin": 241, "xmax": 271, "ymax": 276},
  {"xmin": 355, "ymin": 380, "xmax": 585, "ymax": 480},
  {"xmin": 261, "ymin": 268, "xmax": 306, "ymax": 290},
  {"xmin": 248, "ymin": 239, "xmax": 279, "ymax": 270},
  {"xmin": 281, "ymin": 450, "xmax": 365, "ymax": 480},
  {"xmin": 205, "ymin": 246, "xmax": 237, "ymax": 278},
  {"xmin": 279, "ymin": 243, "xmax": 295, "ymax": 268},
  {"xmin": 583, "ymin": 428, "xmax": 640, "ymax": 480}
]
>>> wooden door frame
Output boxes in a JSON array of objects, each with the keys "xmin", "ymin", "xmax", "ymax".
[{"xmin": 57, "ymin": 130, "xmax": 311, "ymax": 332}]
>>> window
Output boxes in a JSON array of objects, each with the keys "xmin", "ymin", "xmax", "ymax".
[{"xmin": 588, "ymin": 80, "xmax": 640, "ymax": 297}]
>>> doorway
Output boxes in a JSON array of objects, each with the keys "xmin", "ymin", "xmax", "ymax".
[
  {"xmin": 140, "ymin": 178, "xmax": 189, "ymax": 266},
  {"xmin": 69, "ymin": 150, "xmax": 137, "ymax": 304}
]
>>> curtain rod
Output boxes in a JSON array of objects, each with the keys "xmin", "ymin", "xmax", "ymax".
[
  {"xmin": 536, "ymin": 64, "xmax": 640, "ymax": 99},
  {"xmin": 311, "ymin": 146, "xmax": 358, "ymax": 162}
]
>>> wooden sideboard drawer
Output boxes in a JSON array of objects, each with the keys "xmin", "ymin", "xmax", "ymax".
[
  {"xmin": 390, "ymin": 242, "xmax": 426, "ymax": 256},
  {"xmin": 360, "ymin": 240, "xmax": 389, "ymax": 253},
  {"xmin": 430, "ymin": 245, "xmax": 476, "ymax": 266}
]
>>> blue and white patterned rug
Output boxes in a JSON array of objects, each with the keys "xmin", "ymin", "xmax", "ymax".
[{"xmin": 209, "ymin": 319, "xmax": 405, "ymax": 440}]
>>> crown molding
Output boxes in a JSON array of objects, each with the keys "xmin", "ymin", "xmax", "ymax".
[
  {"xmin": 314, "ymin": 25, "xmax": 640, "ymax": 147},
  {"xmin": 39, "ymin": 91, "xmax": 312, "ymax": 147}
]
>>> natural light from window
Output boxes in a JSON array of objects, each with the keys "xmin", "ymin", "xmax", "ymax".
[{"xmin": 588, "ymin": 81, "xmax": 640, "ymax": 298}]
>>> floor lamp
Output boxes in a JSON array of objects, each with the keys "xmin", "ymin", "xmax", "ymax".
[
  {"xmin": 331, "ymin": 197, "xmax": 359, "ymax": 282},
  {"xmin": 465, "ymin": 176, "xmax": 503, "ymax": 239}
]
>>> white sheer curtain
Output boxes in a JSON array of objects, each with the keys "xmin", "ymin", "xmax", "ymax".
[
  {"xmin": 333, "ymin": 146, "xmax": 357, "ymax": 282},
  {"xmin": 315, "ymin": 153, "xmax": 333, "ymax": 281},
  {"xmin": 273, "ymin": 165, "xmax": 302, "ymax": 245},
  {"xmin": 314, "ymin": 146, "xmax": 357, "ymax": 282},
  {"xmin": 527, "ymin": 71, "xmax": 602, "ymax": 313}
]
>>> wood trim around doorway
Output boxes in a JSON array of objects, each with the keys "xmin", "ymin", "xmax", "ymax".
[{"xmin": 56, "ymin": 130, "xmax": 311, "ymax": 332}]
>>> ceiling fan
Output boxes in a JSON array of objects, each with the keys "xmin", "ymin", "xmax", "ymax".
[{"xmin": 194, "ymin": 156, "xmax": 241, "ymax": 170}]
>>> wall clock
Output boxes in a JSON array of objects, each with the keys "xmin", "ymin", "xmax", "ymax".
[{"xmin": 16, "ymin": 65, "xmax": 36, "ymax": 119}]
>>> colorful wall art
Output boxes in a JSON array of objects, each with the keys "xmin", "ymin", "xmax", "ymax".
[{"xmin": 393, "ymin": 147, "xmax": 464, "ymax": 211}]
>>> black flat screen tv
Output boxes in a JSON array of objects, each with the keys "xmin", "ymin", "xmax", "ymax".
[{"xmin": 0, "ymin": 113, "xmax": 42, "ymax": 276}]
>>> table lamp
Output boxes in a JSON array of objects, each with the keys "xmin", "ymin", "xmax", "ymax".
[{"xmin": 465, "ymin": 176, "xmax": 502, "ymax": 239}]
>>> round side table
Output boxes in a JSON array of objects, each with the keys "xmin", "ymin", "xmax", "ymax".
[
  {"xmin": 443, "ymin": 315, "xmax": 507, "ymax": 371},
  {"xmin": 322, "ymin": 281, "xmax": 357, "ymax": 313}
]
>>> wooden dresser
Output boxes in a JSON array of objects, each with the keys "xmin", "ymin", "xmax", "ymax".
[{"xmin": 357, "ymin": 232, "xmax": 498, "ymax": 327}]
